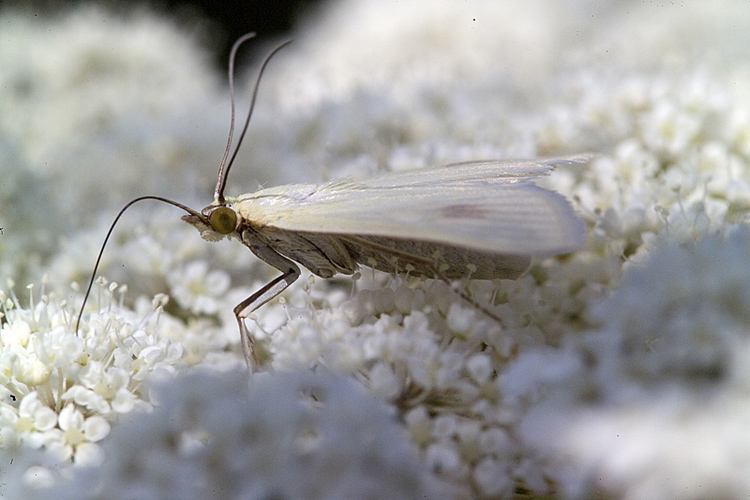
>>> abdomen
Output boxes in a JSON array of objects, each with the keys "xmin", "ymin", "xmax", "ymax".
[{"xmin": 341, "ymin": 235, "xmax": 530, "ymax": 280}]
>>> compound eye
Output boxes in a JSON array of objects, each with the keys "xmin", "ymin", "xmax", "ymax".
[{"xmin": 209, "ymin": 206, "xmax": 237, "ymax": 234}]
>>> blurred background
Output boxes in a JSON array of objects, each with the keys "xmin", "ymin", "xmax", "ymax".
[{"xmin": 0, "ymin": 0, "xmax": 324, "ymax": 68}]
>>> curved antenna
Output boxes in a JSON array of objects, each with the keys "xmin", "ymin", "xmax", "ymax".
[
  {"xmin": 214, "ymin": 36, "xmax": 294, "ymax": 204},
  {"xmin": 75, "ymin": 196, "xmax": 203, "ymax": 334},
  {"xmin": 214, "ymin": 32, "xmax": 256, "ymax": 204}
]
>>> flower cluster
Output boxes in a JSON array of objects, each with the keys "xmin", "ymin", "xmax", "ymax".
[
  {"xmin": 263, "ymin": 272, "xmax": 593, "ymax": 497},
  {"xmin": 509, "ymin": 228, "xmax": 750, "ymax": 499},
  {"xmin": 0, "ymin": 279, "xmax": 187, "ymax": 486},
  {"xmin": 41, "ymin": 370, "xmax": 441, "ymax": 500}
]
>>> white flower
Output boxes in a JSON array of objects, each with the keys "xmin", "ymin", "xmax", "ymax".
[
  {"xmin": 29, "ymin": 325, "xmax": 84, "ymax": 376},
  {"xmin": 473, "ymin": 458, "xmax": 513, "ymax": 498},
  {"xmin": 1, "ymin": 319, "xmax": 31, "ymax": 347},
  {"xmin": 44, "ymin": 404, "xmax": 110, "ymax": 466},
  {"xmin": 166, "ymin": 260, "xmax": 231, "ymax": 315},
  {"xmin": 593, "ymin": 229, "xmax": 750, "ymax": 387},
  {"xmin": 62, "ymin": 363, "xmax": 136, "ymax": 415},
  {"xmin": 114, "ymin": 333, "xmax": 183, "ymax": 382},
  {"xmin": 22, "ymin": 465, "xmax": 57, "ymax": 490},
  {"xmin": 0, "ymin": 392, "xmax": 57, "ymax": 449},
  {"xmin": 14, "ymin": 354, "xmax": 52, "ymax": 387},
  {"xmin": 42, "ymin": 370, "xmax": 439, "ymax": 500},
  {"xmin": 640, "ymin": 101, "xmax": 702, "ymax": 159},
  {"xmin": 0, "ymin": 276, "xmax": 200, "ymax": 489},
  {"xmin": 511, "ymin": 228, "xmax": 750, "ymax": 499},
  {"xmin": 466, "ymin": 353, "xmax": 493, "ymax": 385}
]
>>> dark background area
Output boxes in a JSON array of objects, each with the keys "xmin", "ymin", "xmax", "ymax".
[{"xmin": 0, "ymin": 0, "xmax": 326, "ymax": 68}]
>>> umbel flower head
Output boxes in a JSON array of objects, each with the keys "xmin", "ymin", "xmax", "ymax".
[
  {"xmin": 0, "ymin": 278, "xmax": 186, "ymax": 480},
  {"xmin": 509, "ymin": 227, "xmax": 750, "ymax": 500},
  {"xmin": 32, "ymin": 370, "xmax": 441, "ymax": 500}
]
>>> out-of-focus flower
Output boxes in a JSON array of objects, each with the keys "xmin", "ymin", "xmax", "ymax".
[
  {"xmin": 0, "ymin": 392, "xmax": 57, "ymax": 449},
  {"xmin": 510, "ymin": 228, "xmax": 750, "ymax": 499},
  {"xmin": 166, "ymin": 261, "xmax": 231, "ymax": 315},
  {"xmin": 39, "ymin": 370, "xmax": 443, "ymax": 500}
]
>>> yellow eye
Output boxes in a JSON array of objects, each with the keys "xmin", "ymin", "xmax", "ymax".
[{"xmin": 209, "ymin": 206, "xmax": 237, "ymax": 234}]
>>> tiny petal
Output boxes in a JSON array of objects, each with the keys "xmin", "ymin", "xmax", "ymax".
[{"xmin": 83, "ymin": 416, "xmax": 111, "ymax": 443}]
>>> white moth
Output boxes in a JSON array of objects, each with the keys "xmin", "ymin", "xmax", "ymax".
[{"xmin": 78, "ymin": 34, "xmax": 589, "ymax": 369}]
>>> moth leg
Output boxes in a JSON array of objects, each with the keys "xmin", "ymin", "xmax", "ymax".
[
  {"xmin": 432, "ymin": 273, "xmax": 506, "ymax": 328},
  {"xmin": 341, "ymin": 235, "xmax": 506, "ymax": 328},
  {"xmin": 237, "ymin": 244, "xmax": 301, "ymax": 370}
]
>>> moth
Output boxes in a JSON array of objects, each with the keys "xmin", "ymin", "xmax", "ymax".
[{"xmin": 78, "ymin": 34, "xmax": 589, "ymax": 369}]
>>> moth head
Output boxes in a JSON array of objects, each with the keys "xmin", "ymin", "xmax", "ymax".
[{"xmin": 181, "ymin": 204, "xmax": 239, "ymax": 242}]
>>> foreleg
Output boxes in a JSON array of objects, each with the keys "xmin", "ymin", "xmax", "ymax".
[{"xmin": 237, "ymin": 243, "xmax": 301, "ymax": 370}]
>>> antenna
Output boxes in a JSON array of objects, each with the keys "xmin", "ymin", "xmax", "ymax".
[
  {"xmin": 76, "ymin": 34, "xmax": 293, "ymax": 334},
  {"xmin": 214, "ymin": 35, "xmax": 293, "ymax": 204},
  {"xmin": 75, "ymin": 196, "xmax": 202, "ymax": 334}
]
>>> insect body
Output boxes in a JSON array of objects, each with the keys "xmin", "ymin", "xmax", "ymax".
[
  {"xmin": 186, "ymin": 157, "xmax": 587, "ymax": 282},
  {"xmin": 182, "ymin": 153, "xmax": 588, "ymax": 368},
  {"xmin": 78, "ymin": 34, "xmax": 589, "ymax": 370}
]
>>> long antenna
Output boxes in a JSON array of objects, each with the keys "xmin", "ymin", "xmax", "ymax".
[
  {"xmin": 213, "ymin": 32, "xmax": 255, "ymax": 204},
  {"xmin": 77, "ymin": 35, "xmax": 293, "ymax": 333},
  {"xmin": 214, "ymin": 36, "xmax": 293, "ymax": 204},
  {"xmin": 75, "ymin": 196, "xmax": 202, "ymax": 334}
]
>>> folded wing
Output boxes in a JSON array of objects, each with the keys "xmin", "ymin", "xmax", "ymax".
[{"xmin": 235, "ymin": 156, "xmax": 589, "ymax": 256}]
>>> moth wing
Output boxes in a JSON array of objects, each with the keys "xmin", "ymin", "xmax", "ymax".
[
  {"xmin": 355, "ymin": 154, "xmax": 593, "ymax": 188},
  {"xmin": 236, "ymin": 156, "xmax": 588, "ymax": 256}
]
